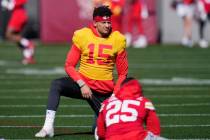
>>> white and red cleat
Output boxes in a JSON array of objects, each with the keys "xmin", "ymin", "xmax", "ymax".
[
  {"xmin": 22, "ymin": 41, "xmax": 36, "ymax": 64},
  {"xmin": 28, "ymin": 41, "xmax": 35, "ymax": 56},
  {"xmin": 22, "ymin": 57, "xmax": 36, "ymax": 65}
]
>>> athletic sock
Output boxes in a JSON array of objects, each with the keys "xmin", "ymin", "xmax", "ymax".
[
  {"xmin": 43, "ymin": 110, "xmax": 56, "ymax": 131},
  {"xmin": 20, "ymin": 38, "xmax": 34, "ymax": 58},
  {"xmin": 20, "ymin": 38, "xmax": 30, "ymax": 48}
]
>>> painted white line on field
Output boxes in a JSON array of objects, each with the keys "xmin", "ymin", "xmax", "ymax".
[
  {"xmin": 0, "ymin": 87, "xmax": 209, "ymax": 93},
  {"xmin": 3, "ymin": 67, "xmax": 210, "ymax": 85},
  {"xmin": 0, "ymin": 96, "xmax": 48, "ymax": 99},
  {"xmin": 148, "ymin": 95, "xmax": 210, "ymax": 98},
  {"xmin": 157, "ymin": 103, "xmax": 210, "ymax": 107},
  {"xmin": 0, "ymin": 115, "xmax": 93, "ymax": 118},
  {"xmin": 0, "ymin": 60, "xmax": 7, "ymax": 66},
  {"xmin": 6, "ymin": 67, "xmax": 65, "ymax": 75},
  {"xmin": 159, "ymin": 114, "xmax": 210, "ymax": 117},
  {"xmin": 142, "ymin": 87, "xmax": 210, "ymax": 91},
  {"xmin": 0, "ymin": 89, "xmax": 48, "ymax": 93},
  {"xmin": 0, "ymin": 81, "xmax": 50, "ymax": 85},
  {"xmin": 1, "ymin": 114, "xmax": 210, "ymax": 118},
  {"xmin": 0, "ymin": 105, "xmax": 89, "ymax": 108},
  {"xmin": 0, "ymin": 60, "xmax": 20, "ymax": 66},
  {"xmin": 162, "ymin": 124, "xmax": 210, "ymax": 127},
  {"xmin": 0, "ymin": 124, "xmax": 210, "ymax": 128},
  {"xmin": 0, "ymin": 125, "xmax": 91, "ymax": 128},
  {"xmin": 129, "ymin": 63, "xmax": 210, "ymax": 69},
  {"xmin": 140, "ymin": 77, "xmax": 210, "ymax": 85},
  {"xmin": 6, "ymin": 139, "xmax": 43, "ymax": 140},
  {"xmin": 0, "ymin": 75, "xmax": 54, "ymax": 79},
  {"xmin": 1, "ymin": 94, "xmax": 210, "ymax": 100},
  {"xmin": 0, "ymin": 103, "xmax": 209, "ymax": 108},
  {"xmin": 5, "ymin": 139, "xmax": 40, "ymax": 140}
]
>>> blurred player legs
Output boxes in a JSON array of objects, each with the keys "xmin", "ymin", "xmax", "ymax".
[
  {"xmin": 197, "ymin": 0, "xmax": 210, "ymax": 48},
  {"xmin": 1, "ymin": 0, "xmax": 36, "ymax": 64},
  {"xmin": 125, "ymin": 0, "xmax": 148, "ymax": 48},
  {"xmin": 176, "ymin": 0, "xmax": 195, "ymax": 47}
]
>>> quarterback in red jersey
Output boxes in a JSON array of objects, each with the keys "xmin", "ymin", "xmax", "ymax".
[
  {"xmin": 96, "ymin": 77, "xmax": 168, "ymax": 140},
  {"xmin": 35, "ymin": 5, "xmax": 128, "ymax": 138},
  {"xmin": 197, "ymin": 0, "xmax": 210, "ymax": 48},
  {"xmin": 1, "ymin": 0, "xmax": 35, "ymax": 64}
]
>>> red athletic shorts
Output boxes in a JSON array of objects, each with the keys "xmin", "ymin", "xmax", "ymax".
[{"xmin": 8, "ymin": 8, "xmax": 28, "ymax": 32}]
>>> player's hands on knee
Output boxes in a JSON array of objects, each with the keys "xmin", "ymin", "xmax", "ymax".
[{"xmin": 81, "ymin": 85, "xmax": 93, "ymax": 99}]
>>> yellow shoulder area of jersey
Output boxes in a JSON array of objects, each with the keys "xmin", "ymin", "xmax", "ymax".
[
  {"xmin": 74, "ymin": 27, "xmax": 92, "ymax": 38},
  {"xmin": 72, "ymin": 27, "xmax": 92, "ymax": 48},
  {"xmin": 111, "ymin": 31, "xmax": 126, "ymax": 51},
  {"xmin": 111, "ymin": 31, "xmax": 126, "ymax": 41}
]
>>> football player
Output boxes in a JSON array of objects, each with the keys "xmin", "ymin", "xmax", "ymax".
[
  {"xmin": 125, "ymin": 0, "xmax": 148, "ymax": 48},
  {"xmin": 96, "ymin": 77, "xmax": 168, "ymax": 140},
  {"xmin": 35, "ymin": 5, "xmax": 128, "ymax": 138},
  {"xmin": 1, "ymin": 0, "xmax": 35, "ymax": 64}
]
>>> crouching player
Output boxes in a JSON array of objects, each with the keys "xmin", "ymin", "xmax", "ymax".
[{"xmin": 96, "ymin": 77, "xmax": 168, "ymax": 140}]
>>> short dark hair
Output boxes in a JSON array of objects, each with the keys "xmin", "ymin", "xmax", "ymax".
[{"xmin": 93, "ymin": 5, "xmax": 113, "ymax": 19}]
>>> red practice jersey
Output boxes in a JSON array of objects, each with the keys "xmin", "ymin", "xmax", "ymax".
[
  {"xmin": 97, "ymin": 79, "xmax": 161, "ymax": 140},
  {"xmin": 183, "ymin": 0, "xmax": 195, "ymax": 4},
  {"xmin": 127, "ymin": 0, "xmax": 143, "ymax": 18},
  {"xmin": 14, "ymin": 0, "xmax": 27, "ymax": 9},
  {"xmin": 7, "ymin": 0, "xmax": 28, "ymax": 32}
]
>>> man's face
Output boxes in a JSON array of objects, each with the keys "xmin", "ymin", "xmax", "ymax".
[{"xmin": 94, "ymin": 20, "xmax": 112, "ymax": 37}]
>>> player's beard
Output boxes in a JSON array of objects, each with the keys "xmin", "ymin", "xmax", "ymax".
[{"xmin": 101, "ymin": 27, "xmax": 112, "ymax": 38}]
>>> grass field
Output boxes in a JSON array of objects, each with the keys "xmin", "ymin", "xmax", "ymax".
[{"xmin": 0, "ymin": 41, "xmax": 210, "ymax": 140}]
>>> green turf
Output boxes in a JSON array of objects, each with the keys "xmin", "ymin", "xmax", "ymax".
[{"xmin": 0, "ymin": 41, "xmax": 210, "ymax": 139}]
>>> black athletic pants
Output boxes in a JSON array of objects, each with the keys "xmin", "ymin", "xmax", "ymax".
[
  {"xmin": 199, "ymin": 14, "xmax": 210, "ymax": 39},
  {"xmin": 47, "ymin": 77, "xmax": 112, "ymax": 116}
]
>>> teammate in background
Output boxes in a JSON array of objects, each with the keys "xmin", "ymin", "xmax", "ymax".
[
  {"xmin": 93, "ymin": 0, "xmax": 125, "ymax": 32},
  {"xmin": 1, "ymin": 0, "xmax": 35, "ymax": 64},
  {"xmin": 35, "ymin": 5, "xmax": 128, "ymax": 138},
  {"xmin": 197, "ymin": 0, "xmax": 210, "ymax": 48},
  {"xmin": 125, "ymin": 0, "xmax": 149, "ymax": 48},
  {"xmin": 96, "ymin": 77, "xmax": 168, "ymax": 140},
  {"xmin": 173, "ymin": 0, "xmax": 196, "ymax": 47}
]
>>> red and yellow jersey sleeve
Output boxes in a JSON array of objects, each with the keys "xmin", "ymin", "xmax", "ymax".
[{"xmin": 72, "ymin": 28, "xmax": 126, "ymax": 81}]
